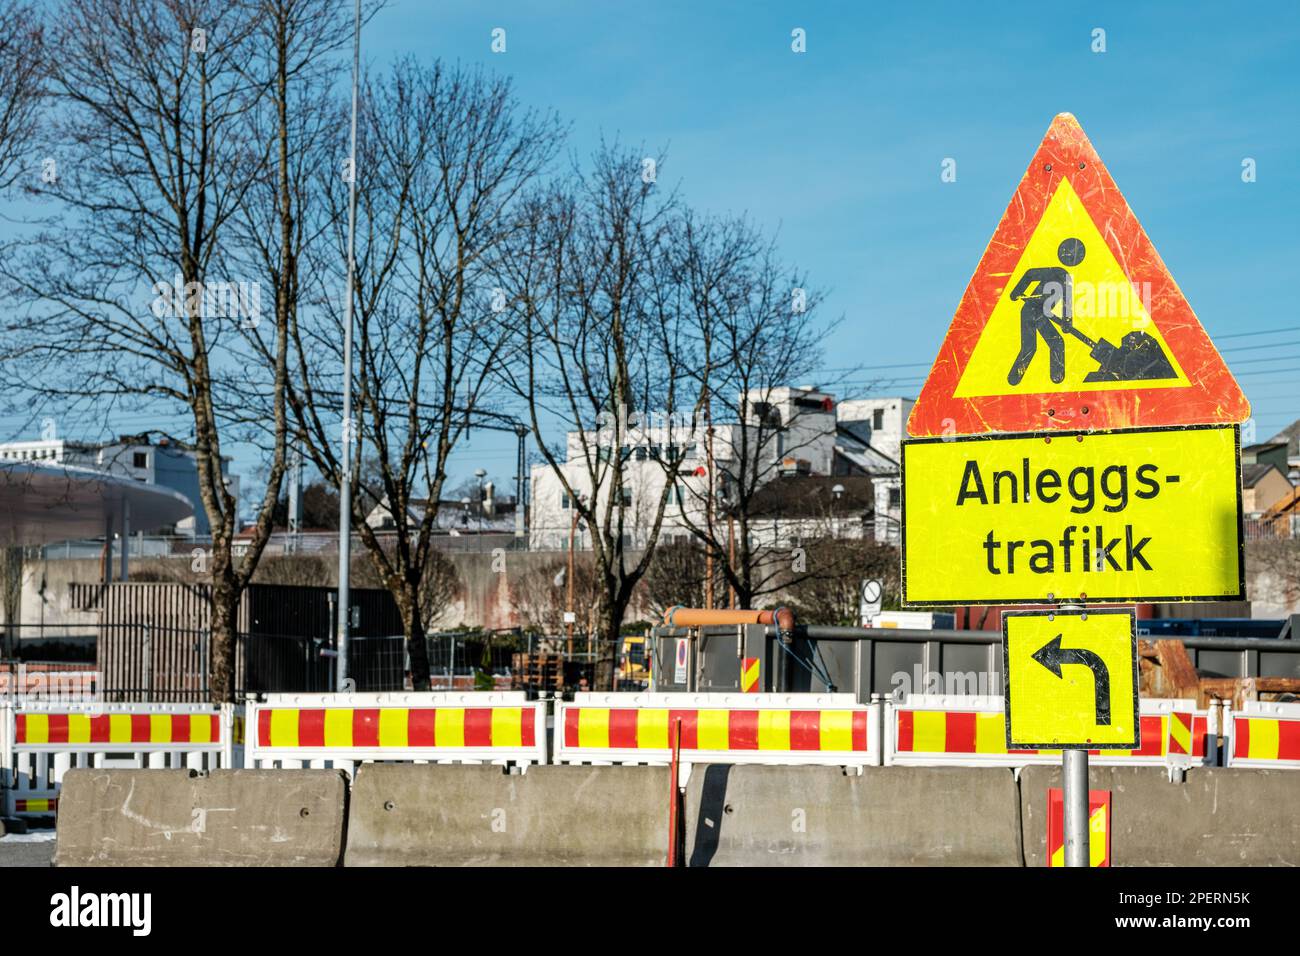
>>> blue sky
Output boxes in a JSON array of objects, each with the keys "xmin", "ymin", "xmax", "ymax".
[
  {"xmin": 381, "ymin": 0, "xmax": 1300, "ymax": 488},
  {"xmin": 6, "ymin": 1, "xmax": 1299, "ymax": 505}
]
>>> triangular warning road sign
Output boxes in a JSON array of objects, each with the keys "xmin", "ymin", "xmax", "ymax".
[{"xmin": 908, "ymin": 113, "xmax": 1249, "ymax": 437}]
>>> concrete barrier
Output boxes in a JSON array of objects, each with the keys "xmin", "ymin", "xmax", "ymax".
[
  {"xmin": 1020, "ymin": 765, "xmax": 1300, "ymax": 866},
  {"xmin": 344, "ymin": 763, "xmax": 668, "ymax": 866},
  {"xmin": 53, "ymin": 769, "xmax": 346, "ymax": 867},
  {"xmin": 684, "ymin": 764, "xmax": 1023, "ymax": 866}
]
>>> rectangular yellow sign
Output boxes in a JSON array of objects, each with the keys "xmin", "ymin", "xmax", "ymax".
[
  {"xmin": 1004, "ymin": 609, "xmax": 1139, "ymax": 749},
  {"xmin": 902, "ymin": 425, "xmax": 1243, "ymax": 605}
]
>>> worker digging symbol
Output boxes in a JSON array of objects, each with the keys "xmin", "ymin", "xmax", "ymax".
[{"xmin": 1005, "ymin": 237, "xmax": 1178, "ymax": 386}]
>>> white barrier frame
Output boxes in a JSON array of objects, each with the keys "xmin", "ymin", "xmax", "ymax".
[
  {"xmin": 883, "ymin": 695, "xmax": 1218, "ymax": 775},
  {"xmin": 1, "ymin": 700, "xmax": 240, "ymax": 817},
  {"xmin": 1224, "ymin": 700, "xmax": 1300, "ymax": 769},
  {"xmin": 553, "ymin": 692, "xmax": 882, "ymax": 785},
  {"xmin": 243, "ymin": 691, "xmax": 548, "ymax": 778}
]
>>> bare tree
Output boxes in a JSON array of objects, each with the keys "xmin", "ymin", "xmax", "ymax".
[
  {"xmin": 639, "ymin": 539, "xmax": 707, "ymax": 620},
  {"xmin": 288, "ymin": 59, "xmax": 562, "ymax": 688},
  {"xmin": 0, "ymin": 0, "xmax": 44, "ymax": 190},
  {"xmin": 0, "ymin": 0, "xmax": 295, "ymax": 700},
  {"xmin": 664, "ymin": 213, "xmax": 834, "ymax": 609},
  {"xmin": 500, "ymin": 145, "xmax": 686, "ymax": 687},
  {"xmin": 0, "ymin": 1, "xmax": 363, "ymax": 699},
  {"xmin": 781, "ymin": 537, "xmax": 898, "ymax": 625}
]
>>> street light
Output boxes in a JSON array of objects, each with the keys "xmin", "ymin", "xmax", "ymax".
[
  {"xmin": 335, "ymin": 0, "xmax": 363, "ymax": 691},
  {"xmin": 475, "ymin": 468, "xmax": 487, "ymax": 536}
]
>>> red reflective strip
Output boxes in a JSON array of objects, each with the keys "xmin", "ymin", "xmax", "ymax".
[
  {"xmin": 852, "ymin": 710, "xmax": 869, "ymax": 751},
  {"xmin": 409, "ymin": 709, "xmax": 436, "ymax": 746},
  {"xmin": 790, "ymin": 711, "xmax": 820, "ymax": 750},
  {"xmin": 352, "ymin": 709, "xmax": 379, "ymax": 747},
  {"xmin": 209, "ymin": 714, "xmax": 221, "ymax": 742},
  {"xmin": 47, "ymin": 713, "xmax": 69, "ymax": 744},
  {"xmin": 90, "ymin": 715, "xmax": 111, "ymax": 742},
  {"xmin": 946, "ymin": 712, "xmax": 976, "ymax": 753},
  {"xmin": 1133, "ymin": 716, "xmax": 1163, "ymax": 756},
  {"xmin": 298, "ymin": 709, "xmax": 325, "ymax": 747},
  {"xmin": 1008, "ymin": 749, "xmax": 1040, "ymax": 756},
  {"xmin": 607, "ymin": 709, "xmax": 638, "ymax": 748},
  {"xmin": 521, "ymin": 708, "xmax": 536, "ymax": 747},
  {"xmin": 728, "ymin": 710, "xmax": 759, "ymax": 750},
  {"xmin": 1279, "ymin": 719, "xmax": 1300, "ymax": 761},
  {"xmin": 896, "ymin": 710, "xmax": 914, "ymax": 753},
  {"xmin": 258, "ymin": 709, "xmax": 272, "ymax": 747},
  {"xmin": 1234, "ymin": 716, "xmax": 1249, "ymax": 758},
  {"xmin": 131, "ymin": 714, "xmax": 150, "ymax": 743},
  {"xmin": 464, "ymin": 708, "xmax": 492, "ymax": 746},
  {"xmin": 14, "ymin": 713, "xmax": 25, "ymax": 742},
  {"xmin": 669, "ymin": 710, "xmax": 699, "ymax": 750},
  {"xmin": 1192, "ymin": 716, "xmax": 1207, "ymax": 757},
  {"xmin": 563, "ymin": 707, "xmax": 580, "ymax": 746}
]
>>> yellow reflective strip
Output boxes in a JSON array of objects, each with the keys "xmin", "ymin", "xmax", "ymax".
[
  {"xmin": 269, "ymin": 709, "xmax": 299, "ymax": 747},
  {"xmin": 911, "ymin": 711, "xmax": 946, "ymax": 753},
  {"xmin": 323, "ymin": 709, "xmax": 352, "ymax": 748},
  {"xmin": 820, "ymin": 710, "xmax": 853, "ymax": 751},
  {"xmin": 1170, "ymin": 713, "xmax": 1192, "ymax": 753},
  {"xmin": 577, "ymin": 708, "xmax": 609, "ymax": 749},
  {"xmin": 757, "ymin": 710, "xmax": 791, "ymax": 751},
  {"xmin": 636, "ymin": 709, "xmax": 669, "ymax": 749},
  {"xmin": 436, "ymin": 708, "xmax": 465, "ymax": 747},
  {"xmin": 1090, "ymin": 807, "xmax": 1107, "ymax": 866},
  {"xmin": 25, "ymin": 714, "xmax": 49, "ymax": 745},
  {"xmin": 188, "ymin": 714, "xmax": 211, "ymax": 744},
  {"xmin": 378, "ymin": 708, "xmax": 408, "ymax": 748},
  {"xmin": 1050, "ymin": 843, "xmax": 1065, "ymax": 867},
  {"xmin": 150, "ymin": 714, "xmax": 171, "ymax": 743},
  {"xmin": 67, "ymin": 714, "xmax": 92, "ymax": 745},
  {"xmin": 491, "ymin": 707, "xmax": 523, "ymax": 747},
  {"xmin": 975, "ymin": 712, "xmax": 1006, "ymax": 753},
  {"xmin": 696, "ymin": 710, "xmax": 729, "ymax": 750},
  {"xmin": 109, "ymin": 714, "xmax": 132, "ymax": 744},
  {"xmin": 1249, "ymin": 718, "xmax": 1280, "ymax": 761}
]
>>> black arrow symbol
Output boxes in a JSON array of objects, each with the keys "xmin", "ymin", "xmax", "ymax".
[{"xmin": 1032, "ymin": 633, "xmax": 1111, "ymax": 725}]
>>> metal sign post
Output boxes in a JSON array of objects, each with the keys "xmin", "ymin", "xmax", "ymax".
[{"xmin": 1062, "ymin": 748, "xmax": 1089, "ymax": 867}]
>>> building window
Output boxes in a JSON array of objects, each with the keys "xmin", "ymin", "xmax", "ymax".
[
  {"xmin": 561, "ymin": 493, "xmax": 571, "ymax": 509},
  {"xmin": 133, "ymin": 452, "xmax": 148, "ymax": 468},
  {"xmin": 888, "ymin": 487, "xmax": 901, "ymax": 507},
  {"xmin": 620, "ymin": 487, "xmax": 632, "ymax": 507},
  {"xmin": 873, "ymin": 408, "xmax": 885, "ymax": 430}
]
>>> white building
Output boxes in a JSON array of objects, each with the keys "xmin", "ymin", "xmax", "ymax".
[
  {"xmin": 0, "ymin": 435, "xmax": 240, "ymax": 537},
  {"xmin": 528, "ymin": 389, "xmax": 912, "ymax": 550}
]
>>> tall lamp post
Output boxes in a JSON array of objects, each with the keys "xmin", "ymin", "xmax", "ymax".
[{"xmin": 335, "ymin": 0, "xmax": 363, "ymax": 691}]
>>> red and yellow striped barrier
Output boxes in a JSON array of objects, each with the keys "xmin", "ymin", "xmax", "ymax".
[
  {"xmin": 3, "ymin": 703, "xmax": 238, "ymax": 818},
  {"xmin": 244, "ymin": 694, "xmax": 547, "ymax": 767},
  {"xmin": 553, "ymin": 693, "xmax": 880, "ymax": 771},
  {"xmin": 17, "ymin": 712, "xmax": 220, "ymax": 746},
  {"xmin": 256, "ymin": 706, "xmax": 536, "ymax": 749},
  {"xmin": 1226, "ymin": 702, "xmax": 1300, "ymax": 768},
  {"xmin": 886, "ymin": 697, "xmax": 1213, "ymax": 768}
]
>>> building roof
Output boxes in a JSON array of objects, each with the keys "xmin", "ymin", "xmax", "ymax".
[
  {"xmin": 0, "ymin": 461, "xmax": 193, "ymax": 546},
  {"xmin": 1242, "ymin": 462, "xmax": 1285, "ymax": 489},
  {"xmin": 746, "ymin": 475, "xmax": 875, "ymax": 520},
  {"xmin": 1268, "ymin": 420, "xmax": 1300, "ymax": 457}
]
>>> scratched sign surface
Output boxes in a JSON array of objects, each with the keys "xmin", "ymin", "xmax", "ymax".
[
  {"xmin": 1004, "ymin": 609, "xmax": 1139, "ymax": 750},
  {"xmin": 901, "ymin": 425, "xmax": 1244, "ymax": 606},
  {"xmin": 908, "ymin": 113, "xmax": 1249, "ymax": 436}
]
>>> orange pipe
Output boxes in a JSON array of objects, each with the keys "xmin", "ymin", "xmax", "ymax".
[{"xmin": 662, "ymin": 606, "xmax": 796, "ymax": 638}]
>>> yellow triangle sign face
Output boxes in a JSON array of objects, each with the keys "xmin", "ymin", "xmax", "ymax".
[{"xmin": 953, "ymin": 178, "xmax": 1190, "ymax": 398}]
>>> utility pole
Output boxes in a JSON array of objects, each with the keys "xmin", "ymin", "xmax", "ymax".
[
  {"xmin": 335, "ymin": 0, "xmax": 362, "ymax": 691},
  {"xmin": 566, "ymin": 504, "xmax": 578, "ymax": 656}
]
